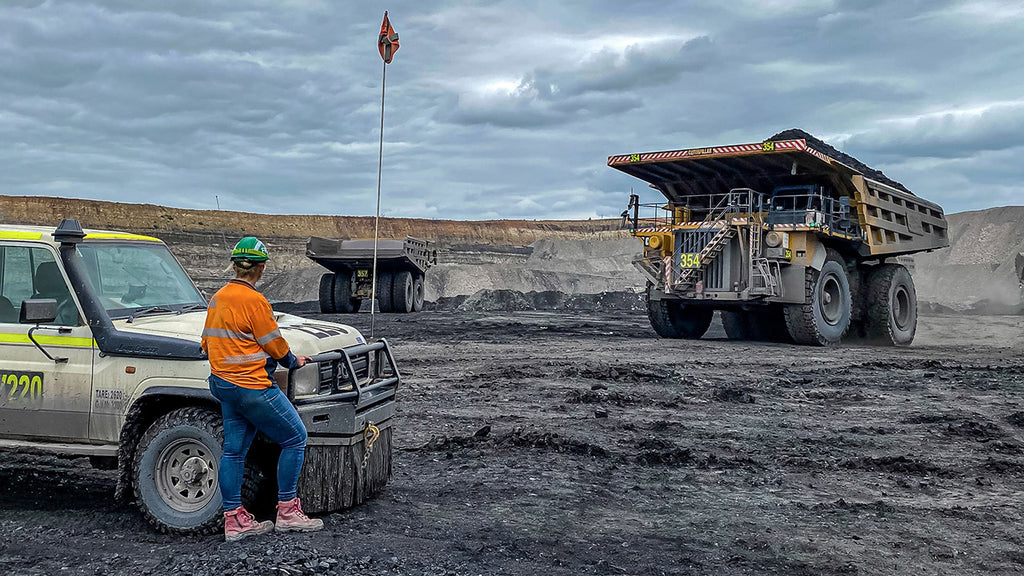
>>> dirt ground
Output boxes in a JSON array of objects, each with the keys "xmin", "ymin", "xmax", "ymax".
[{"xmin": 2, "ymin": 310, "xmax": 1024, "ymax": 576}]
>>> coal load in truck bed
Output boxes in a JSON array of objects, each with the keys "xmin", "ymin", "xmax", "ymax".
[{"xmin": 769, "ymin": 128, "xmax": 912, "ymax": 194}]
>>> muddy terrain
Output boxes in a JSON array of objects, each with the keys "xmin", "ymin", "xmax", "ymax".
[{"xmin": 2, "ymin": 309, "xmax": 1023, "ymax": 576}]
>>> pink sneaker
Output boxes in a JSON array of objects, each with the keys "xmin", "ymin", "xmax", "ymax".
[
  {"xmin": 275, "ymin": 498, "xmax": 324, "ymax": 533},
  {"xmin": 223, "ymin": 506, "xmax": 274, "ymax": 542}
]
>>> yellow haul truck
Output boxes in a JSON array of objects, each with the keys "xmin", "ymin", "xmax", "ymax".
[
  {"xmin": 0, "ymin": 219, "xmax": 398, "ymax": 533},
  {"xmin": 609, "ymin": 131, "xmax": 949, "ymax": 346}
]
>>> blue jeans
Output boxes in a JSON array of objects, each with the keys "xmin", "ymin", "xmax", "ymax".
[{"xmin": 208, "ymin": 374, "xmax": 308, "ymax": 511}]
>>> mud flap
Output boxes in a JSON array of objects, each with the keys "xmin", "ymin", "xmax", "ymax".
[{"xmin": 297, "ymin": 425, "xmax": 393, "ymax": 514}]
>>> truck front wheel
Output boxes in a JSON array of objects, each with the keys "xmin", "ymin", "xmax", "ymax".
[
  {"xmin": 784, "ymin": 249, "xmax": 851, "ymax": 346},
  {"xmin": 646, "ymin": 287, "xmax": 713, "ymax": 339},
  {"xmin": 392, "ymin": 270, "xmax": 414, "ymax": 313},
  {"xmin": 376, "ymin": 272, "xmax": 394, "ymax": 313},
  {"xmin": 412, "ymin": 274, "xmax": 425, "ymax": 312},
  {"xmin": 132, "ymin": 407, "xmax": 257, "ymax": 535},
  {"xmin": 864, "ymin": 264, "xmax": 917, "ymax": 346},
  {"xmin": 318, "ymin": 274, "xmax": 336, "ymax": 313},
  {"xmin": 333, "ymin": 271, "xmax": 358, "ymax": 314}
]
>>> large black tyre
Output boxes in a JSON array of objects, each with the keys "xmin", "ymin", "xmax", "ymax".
[
  {"xmin": 721, "ymin": 308, "xmax": 791, "ymax": 342},
  {"xmin": 333, "ymin": 271, "xmax": 357, "ymax": 314},
  {"xmin": 412, "ymin": 274, "xmax": 425, "ymax": 312},
  {"xmin": 392, "ymin": 270, "xmax": 414, "ymax": 314},
  {"xmin": 758, "ymin": 305, "xmax": 794, "ymax": 343},
  {"xmin": 318, "ymin": 274, "xmax": 336, "ymax": 313},
  {"xmin": 784, "ymin": 249, "xmax": 851, "ymax": 346},
  {"xmin": 376, "ymin": 271, "xmax": 394, "ymax": 313},
  {"xmin": 646, "ymin": 285, "xmax": 714, "ymax": 339},
  {"xmin": 721, "ymin": 310, "xmax": 758, "ymax": 341},
  {"xmin": 132, "ymin": 407, "xmax": 258, "ymax": 535},
  {"xmin": 864, "ymin": 264, "xmax": 917, "ymax": 346}
]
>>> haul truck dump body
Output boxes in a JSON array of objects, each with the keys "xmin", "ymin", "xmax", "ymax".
[{"xmin": 609, "ymin": 131, "xmax": 949, "ymax": 346}]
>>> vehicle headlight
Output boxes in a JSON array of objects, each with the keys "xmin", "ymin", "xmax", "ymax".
[
  {"xmin": 765, "ymin": 231, "xmax": 783, "ymax": 248},
  {"xmin": 648, "ymin": 235, "xmax": 662, "ymax": 249},
  {"xmin": 288, "ymin": 364, "xmax": 320, "ymax": 397}
]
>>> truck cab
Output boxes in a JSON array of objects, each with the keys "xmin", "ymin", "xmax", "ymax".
[{"xmin": 0, "ymin": 219, "xmax": 398, "ymax": 533}]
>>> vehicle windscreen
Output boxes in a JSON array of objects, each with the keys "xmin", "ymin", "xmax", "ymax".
[{"xmin": 77, "ymin": 242, "xmax": 206, "ymax": 319}]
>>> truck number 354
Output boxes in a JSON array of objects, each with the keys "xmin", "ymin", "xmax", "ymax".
[
  {"xmin": 680, "ymin": 253, "xmax": 702, "ymax": 269},
  {"xmin": 2, "ymin": 374, "xmax": 44, "ymax": 401}
]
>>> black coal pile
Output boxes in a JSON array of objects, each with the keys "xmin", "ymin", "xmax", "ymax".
[
  {"xmin": 770, "ymin": 128, "xmax": 912, "ymax": 194},
  {"xmin": 424, "ymin": 289, "xmax": 645, "ymax": 313}
]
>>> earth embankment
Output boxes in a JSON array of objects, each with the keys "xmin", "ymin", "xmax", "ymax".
[{"xmin": 914, "ymin": 206, "xmax": 1024, "ymax": 314}]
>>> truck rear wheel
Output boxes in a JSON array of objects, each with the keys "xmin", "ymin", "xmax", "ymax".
[
  {"xmin": 646, "ymin": 287, "xmax": 713, "ymax": 339},
  {"xmin": 723, "ymin": 307, "xmax": 792, "ymax": 342},
  {"xmin": 132, "ymin": 407, "xmax": 258, "ymax": 535},
  {"xmin": 376, "ymin": 271, "xmax": 394, "ymax": 313},
  {"xmin": 318, "ymin": 274, "xmax": 336, "ymax": 313},
  {"xmin": 722, "ymin": 310, "xmax": 760, "ymax": 341},
  {"xmin": 784, "ymin": 249, "xmax": 851, "ymax": 346},
  {"xmin": 332, "ymin": 271, "xmax": 358, "ymax": 314},
  {"xmin": 412, "ymin": 274, "xmax": 425, "ymax": 312},
  {"xmin": 864, "ymin": 264, "xmax": 917, "ymax": 346},
  {"xmin": 392, "ymin": 270, "xmax": 414, "ymax": 313}
]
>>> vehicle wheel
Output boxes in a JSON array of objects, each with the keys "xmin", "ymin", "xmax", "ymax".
[
  {"xmin": 376, "ymin": 271, "xmax": 394, "ymax": 313},
  {"xmin": 721, "ymin": 308, "xmax": 790, "ymax": 342},
  {"xmin": 784, "ymin": 248, "xmax": 851, "ymax": 346},
  {"xmin": 721, "ymin": 310, "xmax": 757, "ymax": 340},
  {"xmin": 132, "ymin": 407, "xmax": 257, "ymax": 535},
  {"xmin": 645, "ymin": 285, "xmax": 713, "ymax": 339},
  {"xmin": 333, "ymin": 271, "xmax": 356, "ymax": 314},
  {"xmin": 412, "ymin": 274, "xmax": 425, "ymax": 312},
  {"xmin": 318, "ymin": 274, "xmax": 336, "ymax": 313},
  {"xmin": 392, "ymin": 271, "xmax": 414, "ymax": 313},
  {"xmin": 864, "ymin": 264, "xmax": 917, "ymax": 346},
  {"xmin": 758, "ymin": 305, "xmax": 793, "ymax": 343}
]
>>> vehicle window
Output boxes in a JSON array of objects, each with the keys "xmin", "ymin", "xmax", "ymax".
[
  {"xmin": 77, "ymin": 242, "xmax": 205, "ymax": 318},
  {"xmin": 0, "ymin": 245, "xmax": 80, "ymax": 326}
]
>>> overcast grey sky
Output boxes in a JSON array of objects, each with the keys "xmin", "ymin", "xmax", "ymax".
[{"xmin": 1, "ymin": 1, "xmax": 1022, "ymax": 220}]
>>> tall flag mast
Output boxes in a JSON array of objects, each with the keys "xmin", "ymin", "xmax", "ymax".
[{"xmin": 370, "ymin": 11, "xmax": 399, "ymax": 339}]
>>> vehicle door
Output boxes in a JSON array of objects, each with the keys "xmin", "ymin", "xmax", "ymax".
[{"xmin": 0, "ymin": 242, "xmax": 93, "ymax": 442}]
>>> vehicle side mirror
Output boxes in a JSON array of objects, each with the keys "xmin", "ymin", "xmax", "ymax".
[{"xmin": 20, "ymin": 298, "xmax": 58, "ymax": 325}]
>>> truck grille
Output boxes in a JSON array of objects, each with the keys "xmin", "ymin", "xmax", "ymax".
[{"xmin": 317, "ymin": 353, "xmax": 370, "ymax": 393}]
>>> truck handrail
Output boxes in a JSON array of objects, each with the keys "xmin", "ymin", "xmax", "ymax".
[{"xmin": 286, "ymin": 339, "xmax": 401, "ymax": 406}]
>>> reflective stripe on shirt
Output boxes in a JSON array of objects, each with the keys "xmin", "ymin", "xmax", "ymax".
[
  {"xmin": 256, "ymin": 328, "xmax": 282, "ymax": 346},
  {"xmin": 201, "ymin": 327, "xmax": 256, "ymax": 341},
  {"xmin": 223, "ymin": 352, "xmax": 271, "ymax": 364}
]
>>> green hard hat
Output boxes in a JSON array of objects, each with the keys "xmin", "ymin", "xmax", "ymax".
[{"xmin": 231, "ymin": 236, "xmax": 269, "ymax": 262}]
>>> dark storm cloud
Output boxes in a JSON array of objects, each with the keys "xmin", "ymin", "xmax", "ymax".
[{"xmin": 0, "ymin": 0, "xmax": 1021, "ymax": 220}]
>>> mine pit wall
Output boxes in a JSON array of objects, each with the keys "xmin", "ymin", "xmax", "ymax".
[
  {"xmin": 5, "ymin": 196, "xmax": 1022, "ymax": 312},
  {"xmin": 0, "ymin": 195, "xmax": 640, "ymax": 300}
]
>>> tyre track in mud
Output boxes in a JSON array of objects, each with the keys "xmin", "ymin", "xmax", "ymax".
[{"xmin": 1, "ymin": 311, "xmax": 1023, "ymax": 575}]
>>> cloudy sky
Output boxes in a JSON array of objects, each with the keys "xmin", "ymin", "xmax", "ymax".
[{"xmin": 1, "ymin": 1, "xmax": 1022, "ymax": 220}]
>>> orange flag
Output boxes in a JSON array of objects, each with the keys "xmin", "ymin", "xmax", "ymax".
[{"xmin": 378, "ymin": 11, "xmax": 399, "ymax": 64}]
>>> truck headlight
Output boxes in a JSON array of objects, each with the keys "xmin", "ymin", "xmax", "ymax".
[
  {"xmin": 648, "ymin": 235, "xmax": 662, "ymax": 249},
  {"xmin": 765, "ymin": 231, "xmax": 783, "ymax": 248},
  {"xmin": 289, "ymin": 364, "xmax": 320, "ymax": 397}
]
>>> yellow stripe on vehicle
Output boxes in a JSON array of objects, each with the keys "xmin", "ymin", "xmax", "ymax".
[
  {"xmin": 0, "ymin": 231, "xmax": 44, "ymax": 240},
  {"xmin": 84, "ymin": 233, "xmax": 162, "ymax": 242},
  {"xmin": 0, "ymin": 333, "xmax": 96, "ymax": 347}
]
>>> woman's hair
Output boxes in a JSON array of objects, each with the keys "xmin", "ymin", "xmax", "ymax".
[{"xmin": 233, "ymin": 260, "xmax": 263, "ymax": 281}]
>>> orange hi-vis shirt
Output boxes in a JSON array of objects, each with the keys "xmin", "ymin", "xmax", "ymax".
[{"xmin": 202, "ymin": 280, "xmax": 296, "ymax": 389}]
